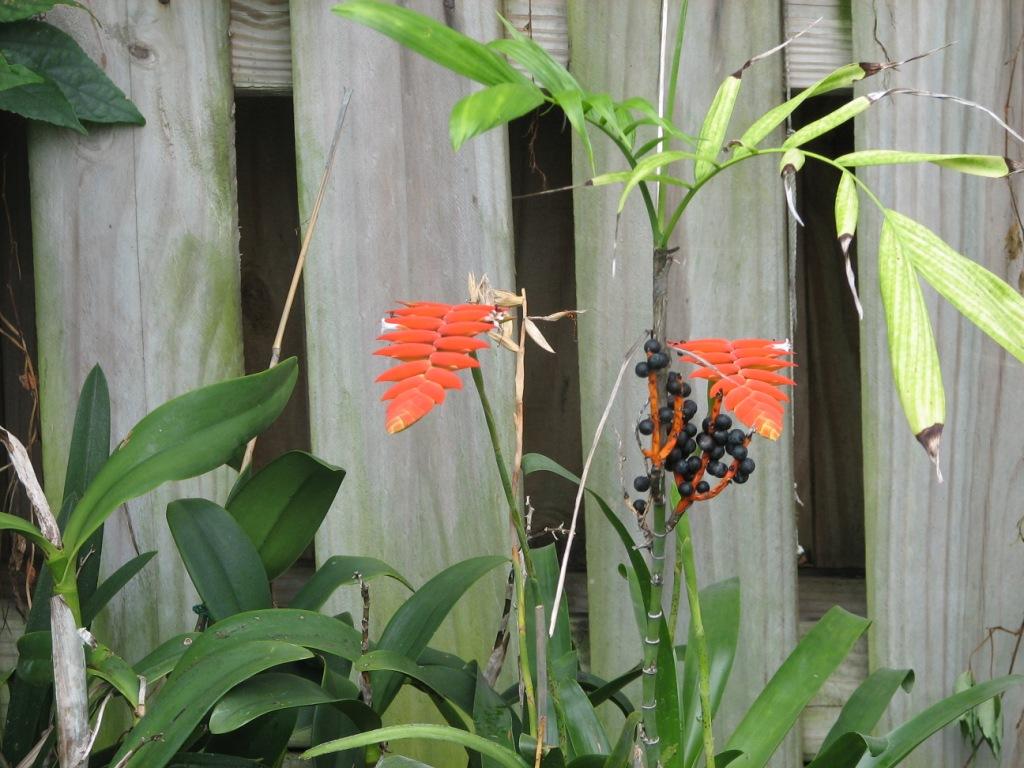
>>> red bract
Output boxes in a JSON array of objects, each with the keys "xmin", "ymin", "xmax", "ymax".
[
  {"xmin": 375, "ymin": 301, "xmax": 494, "ymax": 434},
  {"xmin": 668, "ymin": 338, "xmax": 796, "ymax": 440}
]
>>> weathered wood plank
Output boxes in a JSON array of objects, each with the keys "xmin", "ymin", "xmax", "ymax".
[
  {"xmin": 290, "ymin": 2, "xmax": 516, "ymax": 762},
  {"xmin": 503, "ymin": 0, "xmax": 569, "ymax": 66},
  {"xmin": 230, "ymin": 0, "xmax": 292, "ymax": 93},
  {"xmin": 784, "ymin": 0, "xmax": 854, "ymax": 89},
  {"xmin": 852, "ymin": 2, "xmax": 1024, "ymax": 765},
  {"xmin": 569, "ymin": 2, "xmax": 797, "ymax": 762},
  {"xmin": 30, "ymin": 0, "xmax": 243, "ymax": 661}
]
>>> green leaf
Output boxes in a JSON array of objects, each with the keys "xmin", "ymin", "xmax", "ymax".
[
  {"xmin": 166, "ymin": 753, "xmax": 262, "ymax": 767},
  {"xmin": 551, "ymin": 653, "xmax": 611, "ymax": 760},
  {"xmin": 355, "ymin": 649, "xmax": 476, "ymax": 716},
  {"xmin": 86, "ymin": 641, "xmax": 141, "ymax": 709},
  {"xmin": 0, "ymin": 512, "xmax": 55, "ymax": 557},
  {"xmin": 835, "ymin": 150, "xmax": 1011, "ymax": 177},
  {"xmin": 579, "ymin": 668, "xmax": 639, "ymax": 715},
  {"xmin": 371, "ymin": 555, "xmax": 506, "ymax": 713},
  {"xmin": 489, "ymin": 20, "xmax": 578, "ymax": 94},
  {"xmin": 782, "ymin": 95, "xmax": 874, "ymax": 149},
  {"xmin": 725, "ymin": 607, "xmax": 870, "ymax": 766},
  {"xmin": 590, "ymin": 150, "xmax": 698, "ymax": 214},
  {"xmin": 606, "ymin": 712, "xmax": 641, "ymax": 768},
  {"xmin": 63, "ymin": 359, "xmax": 298, "ymax": 557},
  {"xmin": 111, "ymin": 641, "xmax": 313, "ymax": 768},
  {"xmin": 886, "ymin": 210, "xmax": 1024, "ymax": 363},
  {"xmin": 820, "ymin": 668, "xmax": 914, "ymax": 753},
  {"xmin": 290, "ymin": 554, "xmax": 413, "ymax": 611},
  {"xmin": 0, "ymin": 74, "xmax": 83, "ymax": 130},
  {"xmin": 680, "ymin": 578, "xmax": 740, "ymax": 768},
  {"xmin": 377, "ymin": 759, "xmax": 435, "ymax": 768},
  {"xmin": 859, "ymin": 675, "xmax": 1022, "ymax": 767},
  {"xmin": 526, "ymin": 544, "xmax": 572, "ymax": 689},
  {"xmin": 835, "ymin": 171, "xmax": 859, "ymax": 249},
  {"xmin": 208, "ymin": 672, "xmax": 341, "ymax": 733},
  {"xmin": 134, "ymin": 633, "xmax": 201, "ymax": 682},
  {"xmin": 806, "ymin": 732, "xmax": 888, "ymax": 768},
  {"xmin": 0, "ymin": 20, "xmax": 143, "ymax": 124},
  {"xmin": 736, "ymin": 63, "xmax": 870, "ymax": 155},
  {"xmin": 654, "ymin": 619, "xmax": 681, "ymax": 767},
  {"xmin": 333, "ymin": 0, "xmax": 523, "ymax": 87},
  {"xmin": 207, "ymin": 709, "xmax": 297, "ymax": 766},
  {"xmin": 552, "ymin": 86, "xmax": 593, "ymax": 170},
  {"xmin": 167, "ymin": 498, "xmax": 272, "ymax": 620},
  {"xmin": 472, "ymin": 666, "xmax": 515, "ymax": 768},
  {"xmin": 303, "ymin": 724, "xmax": 531, "ymax": 768},
  {"xmin": 81, "ymin": 550, "xmax": 156, "ymax": 625},
  {"xmin": 0, "ymin": 54, "xmax": 41, "ymax": 91},
  {"xmin": 695, "ymin": 75, "xmax": 742, "ymax": 181},
  {"xmin": 0, "ymin": 1, "xmax": 80, "ymax": 23},
  {"xmin": 450, "ymin": 82, "xmax": 544, "ymax": 151},
  {"xmin": 879, "ymin": 216, "xmax": 946, "ymax": 467},
  {"xmin": 14, "ymin": 631, "xmax": 53, "ymax": 685},
  {"xmin": 179, "ymin": 609, "xmax": 363, "ymax": 674},
  {"xmin": 225, "ymin": 451, "xmax": 345, "ymax": 579}
]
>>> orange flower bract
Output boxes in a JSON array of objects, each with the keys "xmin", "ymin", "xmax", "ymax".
[
  {"xmin": 375, "ymin": 301, "xmax": 495, "ymax": 434},
  {"xmin": 668, "ymin": 338, "xmax": 796, "ymax": 440}
]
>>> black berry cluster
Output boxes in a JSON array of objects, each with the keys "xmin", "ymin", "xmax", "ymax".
[{"xmin": 630, "ymin": 338, "xmax": 758, "ymax": 523}]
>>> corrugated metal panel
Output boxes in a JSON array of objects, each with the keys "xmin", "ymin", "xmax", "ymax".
[
  {"xmin": 230, "ymin": 0, "xmax": 293, "ymax": 93},
  {"xmin": 785, "ymin": 0, "xmax": 853, "ymax": 89},
  {"xmin": 503, "ymin": 0, "xmax": 569, "ymax": 66}
]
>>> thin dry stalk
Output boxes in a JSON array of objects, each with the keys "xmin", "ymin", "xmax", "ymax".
[{"xmin": 239, "ymin": 88, "xmax": 353, "ymax": 474}]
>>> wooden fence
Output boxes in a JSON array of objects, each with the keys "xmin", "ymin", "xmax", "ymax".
[{"xmin": 7, "ymin": 1, "xmax": 1022, "ymax": 766}]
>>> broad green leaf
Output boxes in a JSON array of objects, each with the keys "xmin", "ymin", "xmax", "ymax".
[
  {"xmin": 333, "ymin": 0, "xmax": 523, "ymax": 87},
  {"xmin": 312, "ymin": 703, "xmax": 364, "ymax": 768},
  {"xmin": 680, "ymin": 578, "xmax": 741, "ymax": 768},
  {"xmin": 654, "ymin": 619, "xmax": 681, "ymax": 767},
  {"xmin": 225, "ymin": 450, "xmax": 345, "ymax": 579},
  {"xmin": 736, "ymin": 63, "xmax": 869, "ymax": 155},
  {"xmin": 355, "ymin": 649, "xmax": 476, "ymax": 716},
  {"xmin": 805, "ymin": 732, "xmax": 888, "ymax": 768},
  {"xmin": 0, "ymin": 54, "xmax": 41, "ymax": 91},
  {"xmin": 81, "ymin": 550, "xmax": 156, "ymax": 625},
  {"xmin": 207, "ymin": 709, "xmax": 297, "ymax": 766},
  {"xmin": 371, "ymin": 555, "xmax": 506, "ymax": 713},
  {"xmin": 879, "ymin": 216, "xmax": 945, "ymax": 466},
  {"xmin": 112, "ymin": 641, "xmax": 312, "ymax": 768},
  {"xmin": 378, "ymin": 759, "xmax": 435, "ymax": 768},
  {"xmin": 579, "ymin": 668, "xmax": 640, "ymax": 715},
  {"xmin": 582, "ymin": 91, "xmax": 627, "ymax": 145},
  {"xmin": 177, "ymin": 610, "xmax": 363, "ymax": 685},
  {"xmin": 304, "ymin": 724, "xmax": 530, "ymax": 768},
  {"xmin": 618, "ymin": 96, "xmax": 697, "ymax": 147},
  {"xmin": 835, "ymin": 171, "xmax": 859, "ymax": 250},
  {"xmin": 725, "ymin": 607, "xmax": 870, "ymax": 766},
  {"xmin": 859, "ymin": 675, "xmax": 1022, "ymax": 767},
  {"xmin": 527, "ymin": 543, "xmax": 572, "ymax": 681},
  {"xmin": 0, "ymin": 512, "xmax": 55, "ymax": 557},
  {"xmin": 0, "ymin": 1, "xmax": 80, "ymax": 22},
  {"xmin": 134, "ymin": 633, "xmax": 200, "ymax": 682},
  {"xmin": 473, "ymin": 666, "xmax": 515, "ymax": 768},
  {"xmin": 167, "ymin": 498, "xmax": 272, "ymax": 620},
  {"xmin": 886, "ymin": 210, "xmax": 1024, "ymax": 363},
  {"xmin": 835, "ymin": 150, "xmax": 1011, "ymax": 177},
  {"xmin": 63, "ymin": 359, "xmax": 298, "ymax": 557},
  {"xmin": 820, "ymin": 667, "xmax": 914, "ymax": 752},
  {"xmin": 488, "ymin": 34, "xmax": 577, "ymax": 95},
  {"xmin": 4, "ymin": 365, "xmax": 108, "ymax": 763},
  {"xmin": 0, "ymin": 76, "xmax": 83, "ymax": 131},
  {"xmin": 0, "ymin": 20, "xmax": 143, "ymax": 124},
  {"xmin": 209, "ymin": 672, "xmax": 341, "ymax": 733},
  {"xmin": 695, "ymin": 75, "xmax": 741, "ymax": 181},
  {"xmin": 590, "ymin": 150, "xmax": 698, "ymax": 213},
  {"xmin": 166, "ymin": 753, "xmax": 261, "ymax": 767},
  {"xmin": 86, "ymin": 641, "xmax": 141, "ymax": 709},
  {"xmin": 450, "ymin": 82, "xmax": 544, "ymax": 151},
  {"xmin": 290, "ymin": 554, "xmax": 412, "ymax": 611},
  {"xmin": 14, "ymin": 631, "xmax": 53, "ymax": 685},
  {"xmin": 551, "ymin": 653, "xmax": 611, "ymax": 760},
  {"xmin": 606, "ymin": 712, "xmax": 642, "ymax": 768},
  {"xmin": 782, "ymin": 94, "xmax": 874, "ymax": 149},
  {"xmin": 552, "ymin": 86, "xmax": 593, "ymax": 169},
  {"xmin": 779, "ymin": 148, "xmax": 805, "ymax": 174}
]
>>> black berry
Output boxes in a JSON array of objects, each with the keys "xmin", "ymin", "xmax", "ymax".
[
  {"xmin": 681, "ymin": 381, "xmax": 692, "ymax": 397},
  {"xmin": 678, "ymin": 482, "xmax": 693, "ymax": 497},
  {"xmin": 727, "ymin": 428, "xmax": 745, "ymax": 445},
  {"xmin": 633, "ymin": 499, "xmax": 647, "ymax": 513},
  {"xmin": 683, "ymin": 400, "xmax": 698, "ymax": 420},
  {"xmin": 635, "ymin": 362, "xmax": 650, "ymax": 378},
  {"xmin": 713, "ymin": 430, "xmax": 728, "ymax": 446},
  {"xmin": 739, "ymin": 458, "xmax": 756, "ymax": 475},
  {"xmin": 638, "ymin": 419, "xmax": 655, "ymax": 436},
  {"xmin": 696, "ymin": 481, "xmax": 710, "ymax": 494},
  {"xmin": 680, "ymin": 437, "xmax": 696, "ymax": 455},
  {"xmin": 701, "ymin": 417, "xmax": 712, "ymax": 433},
  {"xmin": 685, "ymin": 456, "xmax": 702, "ymax": 474},
  {"xmin": 633, "ymin": 475, "xmax": 651, "ymax": 492},
  {"xmin": 684, "ymin": 423, "xmax": 698, "ymax": 438},
  {"xmin": 667, "ymin": 447, "xmax": 683, "ymax": 465},
  {"xmin": 648, "ymin": 352, "xmax": 669, "ymax": 370},
  {"xmin": 658, "ymin": 406, "xmax": 674, "ymax": 422},
  {"xmin": 707, "ymin": 461, "xmax": 726, "ymax": 478},
  {"xmin": 710, "ymin": 445, "xmax": 725, "ymax": 460},
  {"xmin": 728, "ymin": 444, "xmax": 748, "ymax": 460},
  {"xmin": 696, "ymin": 434, "xmax": 714, "ymax": 453},
  {"xmin": 714, "ymin": 414, "xmax": 732, "ymax": 431},
  {"xmin": 644, "ymin": 338, "xmax": 662, "ymax": 354},
  {"xmin": 667, "ymin": 377, "xmax": 683, "ymax": 395},
  {"xmin": 732, "ymin": 473, "xmax": 748, "ymax": 484}
]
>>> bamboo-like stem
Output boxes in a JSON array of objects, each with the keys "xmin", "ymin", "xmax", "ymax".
[
  {"xmin": 239, "ymin": 88, "xmax": 352, "ymax": 475},
  {"xmin": 678, "ymin": 515, "xmax": 715, "ymax": 768},
  {"xmin": 640, "ymin": 498, "xmax": 667, "ymax": 764}
]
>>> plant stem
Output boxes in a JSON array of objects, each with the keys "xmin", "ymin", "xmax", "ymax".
[
  {"xmin": 678, "ymin": 515, "xmax": 715, "ymax": 768},
  {"xmin": 641, "ymin": 498, "xmax": 667, "ymax": 765}
]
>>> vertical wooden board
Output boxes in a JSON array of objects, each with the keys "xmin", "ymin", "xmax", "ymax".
[
  {"xmin": 852, "ymin": 3, "xmax": 1024, "ymax": 765},
  {"xmin": 30, "ymin": 1, "xmax": 243, "ymax": 662},
  {"xmin": 290, "ymin": 1, "xmax": 516, "ymax": 760},
  {"xmin": 665, "ymin": 3, "xmax": 798, "ymax": 759},
  {"xmin": 566, "ymin": 0, "xmax": 658, "ymax": 715}
]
